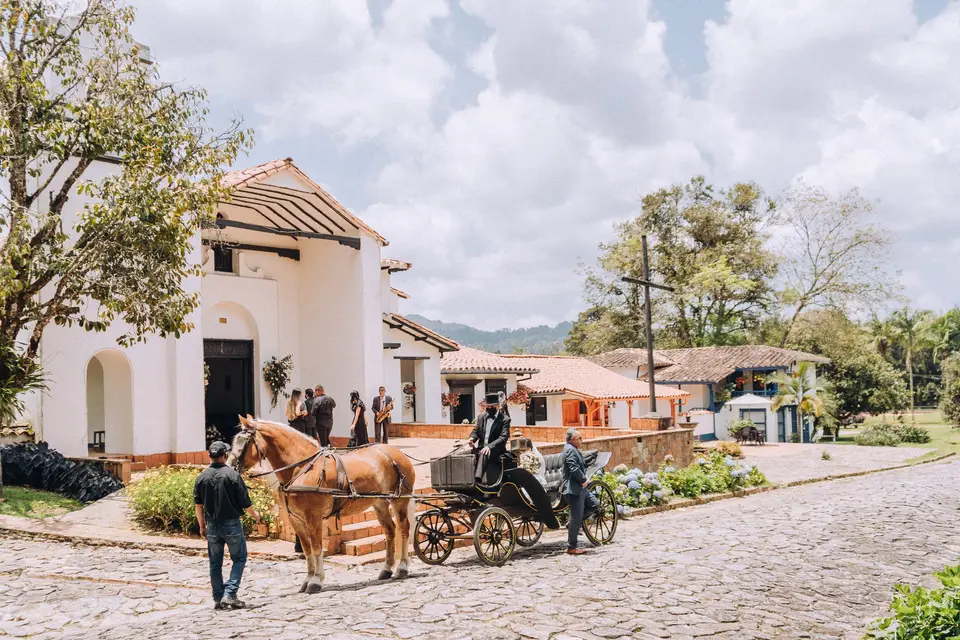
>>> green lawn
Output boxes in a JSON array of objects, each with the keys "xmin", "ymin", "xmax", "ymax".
[
  {"xmin": 835, "ymin": 410, "xmax": 960, "ymax": 463},
  {"xmin": 0, "ymin": 486, "xmax": 83, "ymax": 518}
]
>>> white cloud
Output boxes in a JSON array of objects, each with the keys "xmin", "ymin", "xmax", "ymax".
[{"xmin": 130, "ymin": 0, "xmax": 960, "ymax": 329}]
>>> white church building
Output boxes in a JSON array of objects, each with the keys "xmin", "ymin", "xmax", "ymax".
[{"xmin": 20, "ymin": 157, "xmax": 457, "ymax": 462}]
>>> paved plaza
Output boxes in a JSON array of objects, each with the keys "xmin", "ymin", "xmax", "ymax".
[{"xmin": 1, "ymin": 458, "xmax": 959, "ymax": 639}]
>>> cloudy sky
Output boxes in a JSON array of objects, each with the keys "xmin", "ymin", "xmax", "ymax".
[{"xmin": 130, "ymin": 0, "xmax": 960, "ymax": 330}]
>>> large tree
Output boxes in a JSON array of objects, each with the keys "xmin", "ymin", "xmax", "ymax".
[
  {"xmin": 567, "ymin": 177, "xmax": 779, "ymax": 354},
  {"xmin": 776, "ymin": 183, "xmax": 898, "ymax": 346},
  {"xmin": 886, "ymin": 308, "xmax": 936, "ymax": 421},
  {"xmin": 0, "ymin": 0, "xmax": 250, "ymax": 421},
  {"xmin": 789, "ymin": 311, "xmax": 908, "ymax": 424}
]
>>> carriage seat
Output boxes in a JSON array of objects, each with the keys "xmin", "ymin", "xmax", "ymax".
[{"xmin": 540, "ymin": 449, "xmax": 599, "ymax": 492}]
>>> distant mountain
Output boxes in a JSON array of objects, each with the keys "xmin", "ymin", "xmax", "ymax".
[{"xmin": 408, "ymin": 314, "xmax": 572, "ymax": 355}]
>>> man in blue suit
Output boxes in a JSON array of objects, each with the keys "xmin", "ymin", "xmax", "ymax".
[{"xmin": 561, "ymin": 428, "xmax": 600, "ymax": 555}]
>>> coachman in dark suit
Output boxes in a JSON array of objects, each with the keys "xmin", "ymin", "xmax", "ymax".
[
  {"xmin": 469, "ymin": 392, "xmax": 512, "ymax": 485},
  {"xmin": 312, "ymin": 385, "xmax": 336, "ymax": 448},
  {"xmin": 562, "ymin": 428, "xmax": 600, "ymax": 555}
]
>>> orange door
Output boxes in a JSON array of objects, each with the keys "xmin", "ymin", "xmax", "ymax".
[{"xmin": 562, "ymin": 399, "xmax": 581, "ymax": 426}]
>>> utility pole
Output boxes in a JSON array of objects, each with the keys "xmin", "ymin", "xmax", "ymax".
[{"xmin": 621, "ymin": 235, "xmax": 674, "ymax": 415}]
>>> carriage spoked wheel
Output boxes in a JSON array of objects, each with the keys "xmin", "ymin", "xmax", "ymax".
[
  {"xmin": 473, "ymin": 506, "xmax": 516, "ymax": 566},
  {"xmin": 581, "ymin": 480, "xmax": 618, "ymax": 546},
  {"xmin": 414, "ymin": 510, "xmax": 456, "ymax": 565},
  {"xmin": 515, "ymin": 517, "xmax": 544, "ymax": 547}
]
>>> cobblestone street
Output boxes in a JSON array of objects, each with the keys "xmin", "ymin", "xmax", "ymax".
[{"xmin": 2, "ymin": 459, "xmax": 959, "ymax": 640}]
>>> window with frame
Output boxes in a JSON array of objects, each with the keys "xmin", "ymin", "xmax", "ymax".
[
  {"xmin": 531, "ymin": 396, "xmax": 547, "ymax": 422},
  {"xmin": 213, "ymin": 245, "xmax": 234, "ymax": 273},
  {"xmin": 485, "ymin": 379, "xmax": 507, "ymax": 396}
]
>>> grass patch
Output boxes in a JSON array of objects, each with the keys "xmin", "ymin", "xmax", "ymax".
[
  {"xmin": 835, "ymin": 410, "xmax": 960, "ymax": 463},
  {"xmin": 0, "ymin": 486, "xmax": 83, "ymax": 519}
]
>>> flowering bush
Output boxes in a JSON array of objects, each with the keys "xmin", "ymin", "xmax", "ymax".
[
  {"xmin": 601, "ymin": 451, "xmax": 767, "ymax": 508},
  {"xmin": 440, "ymin": 392, "xmax": 460, "ymax": 409},
  {"xmin": 855, "ymin": 423, "xmax": 902, "ymax": 447},
  {"xmin": 262, "ymin": 355, "xmax": 294, "ymax": 409},
  {"xmin": 507, "ymin": 386, "xmax": 531, "ymax": 406},
  {"xmin": 715, "ymin": 440, "xmax": 744, "ymax": 458},
  {"xmin": 205, "ymin": 424, "xmax": 222, "ymax": 448},
  {"xmin": 128, "ymin": 467, "xmax": 277, "ymax": 536}
]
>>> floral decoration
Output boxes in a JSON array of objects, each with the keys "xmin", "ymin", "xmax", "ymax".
[
  {"xmin": 402, "ymin": 383, "xmax": 417, "ymax": 396},
  {"xmin": 440, "ymin": 392, "xmax": 461, "ymax": 409},
  {"xmin": 263, "ymin": 354, "xmax": 294, "ymax": 409},
  {"xmin": 506, "ymin": 385, "xmax": 531, "ymax": 406},
  {"xmin": 203, "ymin": 361, "xmax": 210, "ymax": 390}
]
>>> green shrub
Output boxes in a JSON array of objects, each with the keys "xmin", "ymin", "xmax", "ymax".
[
  {"xmin": 715, "ymin": 440, "xmax": 744, "ymax": 458},
  {"xmin": 864, "ymin": 562, "xmax": 960, "ymax": 639},
  {"xmin": 855, "ymin": 424, "xmax": 902, "ymax": 447},
  {"xmin": 894, "ymin": 423, "xmax": 932, "ymax": 444},
  {"xmin": 128, "ymin": 466, "xmax": 276, "ymax": 535},
  {"xmin": 821, "ymin": 450, "xmax": 832, "ymax": 461}
]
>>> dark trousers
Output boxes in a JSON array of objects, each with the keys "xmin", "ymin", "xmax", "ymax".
[
  {"xmin": 206, "ymin": 518, "xmax": 247, "ymax": 601},
  {"xmin": 294, "ymin": 535, "xmax": 302, "ymax": 553},
  {"xmin": 375, "ymin": 419, "xmax": 389, "ymax": 444},
  {"xmin": 565, "ymin": 491, "xmax": 600, "ymax": 550},
  {"xmin": 317, "ymin": 423, "xmax": 332, "ymax": 447}
]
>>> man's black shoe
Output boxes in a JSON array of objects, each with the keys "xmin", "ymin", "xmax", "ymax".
[{"xmin": 221, "ymin": 595, "xmax": 246, "ymax": 609}]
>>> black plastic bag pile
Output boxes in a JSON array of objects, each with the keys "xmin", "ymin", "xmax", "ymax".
[{"xmin": 1, "ymin": 442, "xmax": 123, "ymax": 502}]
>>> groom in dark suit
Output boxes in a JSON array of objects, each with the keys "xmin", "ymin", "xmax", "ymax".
[
  {"xmin": 562, "ymin": 428, "xmax": 600, "ymax": 555},
  {"xmin": 469, "ymin": 392, "xmax": 512, "ymax": 484}
]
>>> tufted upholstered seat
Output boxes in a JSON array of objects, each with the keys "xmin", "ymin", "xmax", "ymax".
[{"xmin": 541, "ymin": 449, "xmax": 599, "ymax": 491}]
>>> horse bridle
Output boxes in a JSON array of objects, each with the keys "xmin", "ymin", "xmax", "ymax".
[{"xmin": 231, "ymin": 428, "xmax": 266, "ymax": 474}]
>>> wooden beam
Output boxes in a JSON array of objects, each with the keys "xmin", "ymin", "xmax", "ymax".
[
  {"xmin": 201, "ymin": 239, "xmax": 299, "ymax": 261},
  {"xmin": 383, "ymin": 342, "xmax": 401, "ymax": 350},
  {"xmin": 394, "ymin": 356, "xmax": 430, "ymax": 361},
  {"xmin": 214, "ymin": 218, "xmax": 360, "ymax": 249},
  {"xmin": 620, "ymin": 275, "xmax": 675, "ymax": 292}
]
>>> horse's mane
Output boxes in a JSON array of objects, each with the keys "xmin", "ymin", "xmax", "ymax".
[{"xmin": 251, "ymin": 418, "xmax": 319, "ymax": 447}]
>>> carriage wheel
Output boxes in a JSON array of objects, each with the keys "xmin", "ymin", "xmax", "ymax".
[
  {"xmin": 581, "ymin": 480, "xmax": 618, "ymax": 546},
  {"xmin": 515, "ymin": 517, "xmax": 544, "ymax": 547},
  {"xmin": 473, "ymin": 507, "xmax": 516, "ymax": 566},
  {"xmin": 414, "ymin": 510, "xmax": 455, "ymax": 565}
]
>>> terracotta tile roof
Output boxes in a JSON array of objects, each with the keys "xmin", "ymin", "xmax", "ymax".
[
  {"xmin": 588, "ymin": 348, "xmax": 676, "ymax": 368},
  {"xmin": 391, "ymin": 287, "xmax": 411, "ymax": 300},
  {"xmin": 441, "ymin": 346, "xmax": 540, "ymax": 374},
  {"xmin": 220, "ymin": 157, "xmax": 388, "ymax": 245},
  {"xmin": 500, "ymin": 354, "xmax": 689, "ymax": 400},
  {"xmin": 381, "ymin": 258, "xmax": 412, "ymax": 272},
  {"xmin": 383, "ymin": 313, "xmax": 459, "ymax": 352},
  {"xmin": 647, "ymin": 345, "xmax": 830, "ymax": 384}
]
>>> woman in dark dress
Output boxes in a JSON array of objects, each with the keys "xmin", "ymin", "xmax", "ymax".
[{"xmin": 349, "ymin": 390, "xmax": 370, "ymax": 447}]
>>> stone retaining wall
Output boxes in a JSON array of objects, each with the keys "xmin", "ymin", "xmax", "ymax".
[
  {"xmin": 538, "ymin": 428, "xmax": 695, "ymax": 472},
  {"xmin": 388, "ymin": 423, "xmax": 638, "ymax": 442}
]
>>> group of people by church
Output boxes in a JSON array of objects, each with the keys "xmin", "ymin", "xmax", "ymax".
[{"xmin": 284, "ymin": 385, "xmax": 393, "ymax": 447}]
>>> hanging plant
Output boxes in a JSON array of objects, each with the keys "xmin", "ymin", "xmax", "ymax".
[
  {"xmin": 263, "ymin": 355, "xmax": 294, "ymax": 409},
  {"xmin": 507, "ymin": 385, "xmax": 531, "ymax": 406},
  {"xmin": 441, "ymin": 392, "xmax": 461, "ymax": 409},
  {"xmin": 402, "ymin": 383, "xmax": 417, "ymax": 396}
]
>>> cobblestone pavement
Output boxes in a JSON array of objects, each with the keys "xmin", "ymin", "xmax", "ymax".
[
  {"xmin": 2, "ymin": 459, "xmax": 959, "ymax": 640},
  {"xmin": 743, "ymin": 443, "xmax": 933, "ymax": 484}
]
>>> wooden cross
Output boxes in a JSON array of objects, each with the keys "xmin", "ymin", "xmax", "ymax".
[{"xmin": 620, "ymin": 235, "xmax": 674, "ymax": 414}]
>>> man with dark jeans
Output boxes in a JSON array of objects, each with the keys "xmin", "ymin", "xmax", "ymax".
[
  {"xmin": 194, "ymin": 441, "xmax": 260, "ymax": 610},
  {"xmin": 561, "ymin": 428, "xmax": 599, "ymax": 555},
  {"xmin": 313, "ymin": 384, "xmax": 336, "ymax": 447}
]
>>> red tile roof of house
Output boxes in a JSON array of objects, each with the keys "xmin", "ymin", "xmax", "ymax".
[
  {"xmin": 441, "ymin": 346, "xmax": 540, "ymax": 374},
  {"xmin": 220, "ymin": 158, "xmax": 387, "ymax": 245},
  {"xmin": 500, "ymin": 354, "xmax": 689, "ymax": 401},
  {"xmin": 588, "ymin": 348, "xmax": 676, "ymax": 368},
  {"xmin": 645, "ymin": 345, "xmax": 830, "ymax": 384}
]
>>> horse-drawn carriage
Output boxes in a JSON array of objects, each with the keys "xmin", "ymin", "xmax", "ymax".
[{"xmin": 413, "ymin": 445, "xmax": 619, "ymax": 566}]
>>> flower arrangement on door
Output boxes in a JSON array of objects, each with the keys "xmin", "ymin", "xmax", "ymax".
[
  {"xmin": 507, "ymin": 385, "xmax": 531, "ymax": 406},
  {"xmin": 402, "ymin": 383, "xmax": 417, "ymax": 410},
  {"xmin": 440, "ymin": 391, "xmax": 461, "ymax": 417},
  {"xmin": 263, "ymin": 354, "xmax": 294, "ymax": 409}
]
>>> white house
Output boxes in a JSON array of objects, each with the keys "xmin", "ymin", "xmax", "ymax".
[
  {"xmin": 20, "ymin": 158, "xmax": 456, "ymax": 461},
  {"xmin": 440, "ymin": 347, "xmax": 689, "ymax": 428},
  {"xmin": 591, "ymin": 345, "xmax": 829, "ymax": 442}
]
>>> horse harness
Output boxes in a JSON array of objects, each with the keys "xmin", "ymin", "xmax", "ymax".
[{"xmin": 242, "ymin": 436, "xmax": 413, "ymax": 521}]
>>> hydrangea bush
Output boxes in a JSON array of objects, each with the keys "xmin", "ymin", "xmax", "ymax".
[{"xmin": 601, "ymin": 450, "xmax": 767, "ymax": 509}]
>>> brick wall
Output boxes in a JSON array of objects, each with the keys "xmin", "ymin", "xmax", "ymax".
[
  {"xmin": 389, "ymin": 423, "xmax": 638, "ymax": 443},
  {"xmin": 538, "ymin": 428, "xmax": 694, "ymax": 472}
]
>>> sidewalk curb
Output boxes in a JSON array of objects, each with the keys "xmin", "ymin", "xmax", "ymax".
[
  {"xmin": 1, "ymin": 452, "xmax": 954, "ymax": 558},
  {"xmin": 622, "ymin": 451, "xmax": 956, "ymax": 519}
]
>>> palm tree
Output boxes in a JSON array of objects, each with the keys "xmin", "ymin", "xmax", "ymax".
[
  {"xmin": 770, "ymin": 361, "xmax": 826, "ymax": 443},
  {"xmin": 869, "ymin": 315, "xmax": 897, "ymax": 360},
  {"xmin": 888, "ymin": 308, "xmax": 935, "ymax": 422}
]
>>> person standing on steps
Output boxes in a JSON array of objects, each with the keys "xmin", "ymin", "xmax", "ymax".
[
  {"xmin": 349, "ymin": 390, "xmax": 370, "ymax": 447},
  {"xmin": 194, "ymin": 441, "xmax": 260, "ymax": 610},
  {"xmin": 313, "ymin": 385, "xmax": 336, "ymax": 447},
  {"xmin": 302, "ymin": 387, "xmax": 318, "ymax": 441},
  {"xmin": 372, "ymin": 386, "xmax": 393, "ymax": 444}
]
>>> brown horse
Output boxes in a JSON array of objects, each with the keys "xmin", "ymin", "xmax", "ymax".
[{"xmin": 228, "ymin": 415, "xmax": 416, "ymax": 593}]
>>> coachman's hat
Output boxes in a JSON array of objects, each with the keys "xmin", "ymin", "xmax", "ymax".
[{"xmin": 484, "ymin": 392, "xmax": 501, "ymax": 405}]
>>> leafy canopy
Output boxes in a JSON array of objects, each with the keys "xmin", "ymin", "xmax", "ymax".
[{"xmin": 0, "ymin": 0, "xmax": 251, "ymax": 420}]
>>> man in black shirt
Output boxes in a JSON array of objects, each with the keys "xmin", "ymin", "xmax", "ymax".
[
  {"xmin": 313, "ymin": 384, "xmax": 336, "ymax": 447},
  {"xmin": 194, "ymin": 441, "xmax": 260, "ymax": 610}
]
